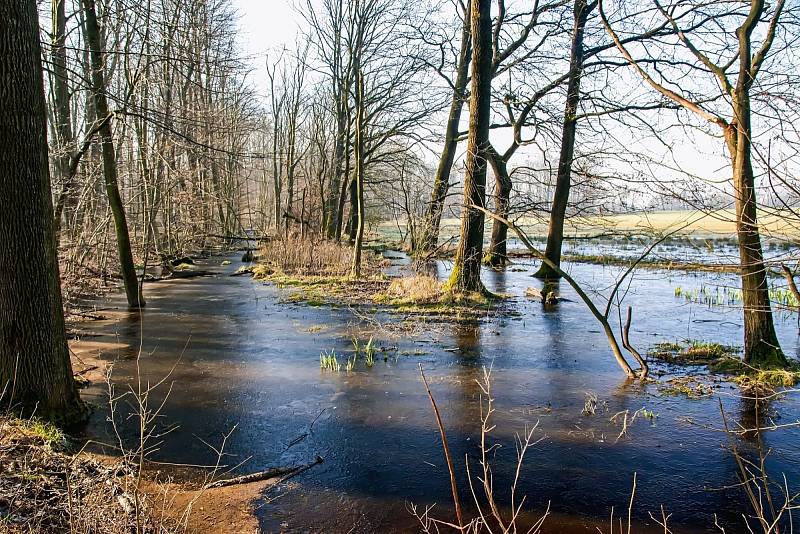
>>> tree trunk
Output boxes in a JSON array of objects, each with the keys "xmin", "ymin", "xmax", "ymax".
[
  {"xmin": 51, "ymin": 0, "xmax": 78, "ymax": 244},
  {"xmin": 444, "ymin": 0, "xmax": 492, "ymax": 294},
  {"xmin": 83, "ymin": 0, "xmax": 144, "ymax": 308},
  {"xmin": 347, "ymin": 176, "xmax": 358, "ymax": 243},
  {"xmin": 351, "ymin": 71, "xmax": 366, "ymax": 278},
  {"xmin": 415, "ymin": 9, "xmax": 472, "ymax": 254},
  {"xmin": 534, "ymin": 0, "xmax": 590, "ymax": 279},
  {"xmin": 485, "ymin": 147, "xmax": 512, "ymax": 267},
  {"xmin": 325, "ymin": 11, "xmax": 347, "ymax": 239},
  {"xmin": 0, "ymin": 0, "xmax": 87, "ymax": 424},
  {"xmin": 337, "ymin": 143, "xmax": 353, "ymax": 242},
  {"xmin": 725, "ymin": 2, "xmax": 785, "ymax": 367},
  {"xmin": 727, "ymin": 122, "xmax": 785, "ymax": 366}
]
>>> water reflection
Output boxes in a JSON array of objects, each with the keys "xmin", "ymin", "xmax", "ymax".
[{"xmin": 77, "ymin": 255, "xmax": 800, "ymax": 533}]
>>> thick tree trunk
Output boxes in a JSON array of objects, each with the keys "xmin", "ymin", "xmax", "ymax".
[
  {"xmin": 726, "ymin": 124, "xmax": 785, "ymax": 366},
  {"xmin": 0, "ymin": 0, "xmax": 86, "ymax": 424},
  {"xmin": 444, "ymin": 0, "xmax": 492, "ymax": 293},
  {"xmin": 485, "ymin": 147, "xmax": 512, "ymax": 267},
  {"xmin": 534, "ymin": 0, "xmax": 589, "ymax": 279},
  {"xmin": 415, "ymin": 10, "xmax": 472, "ymax": 255},
  {"xmin": 83, "ymin": 0, "xmax": 144, "ymax": 308}
]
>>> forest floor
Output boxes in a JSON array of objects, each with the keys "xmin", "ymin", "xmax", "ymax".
[
  {"xmin": 0, "ymin": 326, "xmax": 291, "ymax": 534},
  {"xmin": 0, "ymin": 408, "xmax": 275, "ymax": 534}
]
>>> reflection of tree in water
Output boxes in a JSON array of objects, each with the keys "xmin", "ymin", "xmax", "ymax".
[
  {"xmin": 721, "ymin": 392, "xmax": 796, "ymax": 532},
  {"xmin": 116, "ymin": 310, "xmax": 143, "ymax": 361},
  {"xmin": 483, "ymin": 266, "xmax": 509, "ymax": 295}
]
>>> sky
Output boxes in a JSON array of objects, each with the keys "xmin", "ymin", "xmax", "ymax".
[
  {"xmin": 228, "ymin": 0, "xmax": 734, "ymax": 204},
  {"xmin": 230, "ymin": 0, "xmax": 302, "ymax": 96}
]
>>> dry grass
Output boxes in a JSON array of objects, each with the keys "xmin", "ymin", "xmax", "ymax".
[
  {"xmin": 259, "ymin": 236, "xmax": 354, "ymax": 277},
  {"xmin": 385, "ymin": 275, "xmax": 441, "ymax": 304},
  {"xmin": 0, "ymin": 416, "xmax": 171, "ymax": 534}
]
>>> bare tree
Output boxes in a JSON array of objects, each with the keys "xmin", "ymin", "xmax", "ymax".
[
  {"xmin": 600, "ymin": 0, "xmax": 788, "ymax": 366},
  {"xmin": 82, "ymin": 0, "xmax": 144, "ymax": 308}
]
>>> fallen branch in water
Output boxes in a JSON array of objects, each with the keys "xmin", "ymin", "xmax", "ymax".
[{"xmin": 206, "ymin": 455, "xmax": 323, "ymax": 489}]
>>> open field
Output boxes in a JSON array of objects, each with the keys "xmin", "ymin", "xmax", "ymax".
[{"xmin": 380, "ymin": 209, "xmax": 800, "ymax": 243}]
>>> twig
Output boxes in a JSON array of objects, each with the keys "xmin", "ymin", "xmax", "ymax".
[{"xmin": 419, "ymin": 364, "xmax": 464, "ymax": 530}]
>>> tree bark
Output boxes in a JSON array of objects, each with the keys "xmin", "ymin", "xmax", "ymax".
[
  {"xmin": 415, "ymin": 9, "xmax": 472, "ymax": 254},
  {"xmin": 0, "ymin": 0, "xmax": 87, "ymax": 424},
  {"xmin": 351, "ymin": 70, "xmax": 366, "ymax": 278},
  {"xmin": 534, "ymin": 0, "xmax": 591, "ymax": 279},
  {"xmin": 724, "ymin": 0, "xmax": 785, "ymax": 367},
  {"xmin": 444, "ymin": 0, "xmax": 492, "ymax": 293},
  {"xmin": 83, "ymin": 0, "xmax": 144, "ymax": 308},
  {"xmin": 484, "ymin": 147, "xmax": 512, "ymax": 266},
  {"xmin": 726, "ymin": 122, "xmax": 785, "ymax": 366}
]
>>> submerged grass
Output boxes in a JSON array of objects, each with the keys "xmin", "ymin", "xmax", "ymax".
[{"xmin": 674, "ymin": 284, "xmax": 799, "ymax": 308}]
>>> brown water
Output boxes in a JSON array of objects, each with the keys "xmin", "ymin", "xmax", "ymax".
[{"xmin": 78, "ymin": 253, "xmax": 800, "ymax": 533}]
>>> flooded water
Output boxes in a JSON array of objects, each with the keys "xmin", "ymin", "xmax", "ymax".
[{"xmin": 78, "ymin": 253, "xmax": 800, "ymax": 533}]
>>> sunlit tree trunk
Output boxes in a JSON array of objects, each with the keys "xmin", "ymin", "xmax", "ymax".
[
  {"xmin": 445, "ymin": 0, "xmax": 492, "ymax": 293},
  {"xmin": 82, "ymin": 0, "xmax": 143, "ymax": 308},
  {"xmin": 0, "ymin": 0, "xmax": 87, "ymax": 424},
  {"xmin": 726, "ymin": 1, "xmax": 785, "ymax": 366}
]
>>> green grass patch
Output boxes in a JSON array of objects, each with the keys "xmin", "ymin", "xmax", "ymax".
[
  {"xmin": 648, "ymin": 339, "xmax": 740, "ymax": 365},
  {"xmin": 657, "ymin": 376, "xmax": 716, "ymax": 399}
]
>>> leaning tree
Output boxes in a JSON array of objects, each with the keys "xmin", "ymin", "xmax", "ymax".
[{"xmin": 0, "ymin": 0, "xmax": 87, "ymax": 424}]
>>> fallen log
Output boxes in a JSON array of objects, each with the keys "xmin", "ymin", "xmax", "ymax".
[
  {"xmin": 165, "ymin": 270, "xmax": 215, "ymax": 279},
  {"xmin": 206, "ymin": 456, "xmax": 323, "ymax": 489}
]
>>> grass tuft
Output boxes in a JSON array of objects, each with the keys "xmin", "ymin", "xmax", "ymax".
[{"xmin": 320, "ymin": 350, "xmax": 341, "ymax": 372}]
